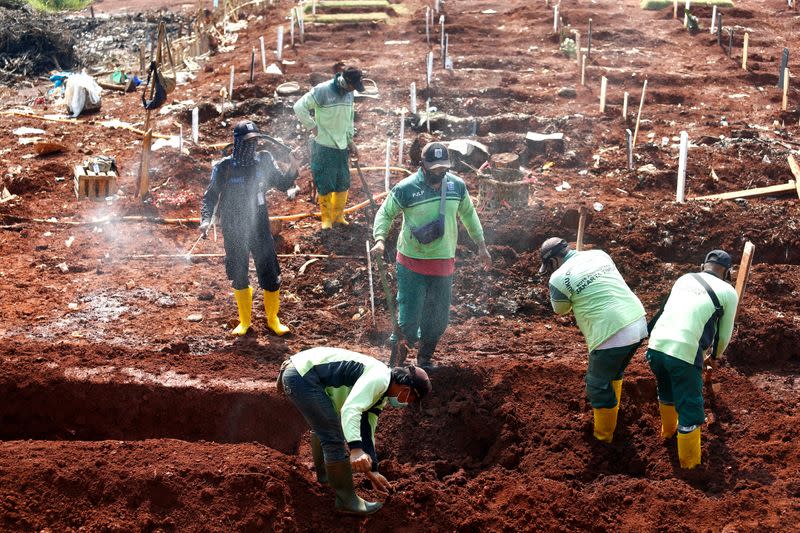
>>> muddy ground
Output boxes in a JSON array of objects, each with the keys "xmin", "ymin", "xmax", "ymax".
[{"xmin": 0, "ymin": 0, "xmax": 799, "ymax": 530}]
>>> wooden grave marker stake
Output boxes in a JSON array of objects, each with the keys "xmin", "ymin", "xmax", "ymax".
[
  {"xmin": 623, "ymin": 91, "xmax": 629, "ymax": 121},
  {"xmin": 410, "ymin": 82, "xmax": 417, "ymax": 114},
  {"xmin": 733, "ymin": 241, "xmax": 755, "ymax": 321},
  {"xmin": 632, "ymin": 79, "xmax": 648, "ymax": 145},
  {"xmin": 587, "ymin": 18, "xmax": 592, "ymax": 60},
  {"xmin": 783, "ymin": 67, "xmax": 790, "ymax": 111},
  {"xmin": 249, "ymin": 48, "xmax": 255, "ymax": 82},
  {"xmin": 742, "ymin": 32, "xmax": 749, "ymax": 70},
  {"xmin": 576, "ymin": 208, "xmax": 588, "ymax": 251},
  {"xmin": 710, "ymin": 5, "xmax": 717, "ymax": 34},
  {"xmin": 229, "ymin": 65, "xmax": 234, "ymax": 102},
  {"xmin": 581, "ymin": 55, "xmax": 586, "ymax": 86},
  {"xmin": 673, "ymin": 0, "xmax": 678, "ymax": 19},
  {"xmin": 260, "ymin": 36, "xmax": 267, "ymax": 72},
  {"xmin": 384, "ymin": 138, "xmax": 392, "ymax": 192},
  {"xmin": 676, "ymin": 131, "xmax": 689, "ymax": 203},
  {"xmin": 599, "ymin": 76, "xmax": 607, "ymax": 113},
  {"xmin": 626, "ymin": 128, "xmax": 634, "ymax": 170},
  {"xmin": 276, "ymin": 26, "xmax": 284, "ymax": 61}
]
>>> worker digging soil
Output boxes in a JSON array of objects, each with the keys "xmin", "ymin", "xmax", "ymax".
[
  {"xmin": 278, "ymin": 346, "xmax": 431, "ymax": 515},
  {"xmin": 199, "ymin": 120, "xmax": 297, "ymax": 337},
  {"xmin": 540, "ymin": 237, "xmax": 647, "ymax": 444},
  {"xmin": 372, "ymin": 142, "xmax": 491, "ymax": 369},
  {"xmin": 646, "ymin": 250, "xmax": 739, "ymax": 469}
]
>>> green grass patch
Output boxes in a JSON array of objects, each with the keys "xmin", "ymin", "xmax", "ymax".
[
  {"xmin": 27, "ymin": 0, "xmax": 92, "ymax": 11},
  {"xmin": 640, "ymin": 0, "xmax": 733, "ymax": 9}
]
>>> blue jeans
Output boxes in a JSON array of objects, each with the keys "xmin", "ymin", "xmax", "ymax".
[{"xmin": 281, "ymin": 362, "xmax": 348, "ymax": 463}]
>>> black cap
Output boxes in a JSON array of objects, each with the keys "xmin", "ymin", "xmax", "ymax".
[
  {"xmin": 342, "ymin": 67, "xmax": 366, "ymax": 92},
  {"xmin": 421, "ymin": 142, "xmax": 451, "ymax": 171},
  {"xmin": 538, "ymin": 237, "xmax": 570, "ymax": 274},
  {"xmin": 233, "ymin": 120, "xmax": 261, "ymax": 141},
  {"xmin": 704, "ymin": 249, "xmax": 732, "ymax": 269}
]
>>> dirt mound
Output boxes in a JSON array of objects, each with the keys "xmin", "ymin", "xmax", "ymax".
[{"xmin": 0, "ymin": 6, "xmax": 76, "ymax": 83}]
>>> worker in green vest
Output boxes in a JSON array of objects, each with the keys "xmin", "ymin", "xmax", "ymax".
[
  {"xmin": 646, "ymin": 250, "xmax": 738, "ymax": 469},
  {"xmin": 540, "ymin": 237, "xmax": 647, "ymax": 443}
]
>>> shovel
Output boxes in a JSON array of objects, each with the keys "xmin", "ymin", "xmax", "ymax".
[{"xmin": 353, "ymin": 157, "xmax": 407, "ymax": 366}]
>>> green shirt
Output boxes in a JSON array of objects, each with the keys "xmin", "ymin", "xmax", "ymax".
[
  {"xmin": 290, "ymin": 347, "xmax": 388, "ymax": 450},
  {"xmin": 292, "ymin": 74, "xmax": 355, "ymax": 150},
  {"xmin": 648, "ymin": 272, "xmax": 738, "ymax": 365},
  {"xmin": 549, "ymin": 249, "xmax": 646, "ymax": 352},
  {"xmin": 372, "ymin": 169, "xmax": 485, "ymax": 259}
]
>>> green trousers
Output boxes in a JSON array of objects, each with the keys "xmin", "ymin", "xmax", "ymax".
[
  {"xmin": 391, "ymin": 263, "xmax": 453, "ymax": 346},
  {"xmin": 585, "ymin": 342, "xmax": 640, "ymax": 408},
  {"xmin": 310, "ymin": 141, "xmax": 351, "ymax": 196},
  {"xmin": 646, "ymin": 348, "xmax": 705, "ymax": 431}
]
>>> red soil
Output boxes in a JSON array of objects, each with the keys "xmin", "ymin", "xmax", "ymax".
[{"xmin": 1, "ymin": 0, "xmax": 799, "ymax": 530}]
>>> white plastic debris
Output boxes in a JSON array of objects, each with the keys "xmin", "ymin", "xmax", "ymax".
[
  {"xmin": 555, "ymin": 181, "xmax": 571, "ymax": 192},
  {"xmin": 593, "ymin": 202, "xmax": 604, "ymax": 212},
  {"xmin": 13, "ymin": 127, "xmax": 46, "ymax": 136}
]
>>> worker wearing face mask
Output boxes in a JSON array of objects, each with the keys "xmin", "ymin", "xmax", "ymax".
[
  {"xmin": 371, "ymin": 142, "xmax": 491, "ymax": 369},
  {"xmin": 277, "ymin": 347, "xmax": 432, "ymax": 515}
]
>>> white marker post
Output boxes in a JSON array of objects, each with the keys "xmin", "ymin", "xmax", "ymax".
[
  {"xmin": 179, "ymin": 124, "xmax": 184, "ymax": 154},
  {"xmin": 384, "ymin": 138, "xmax": 392, "ymax": 192},
  {"xmin": 710, "ymin": 6, "xmax": 717, "ymax": 34},
  {"xmin": 229, "ymin": 65, "xmax": 234, "ymax": 101},
  {"xmin": 191, "ymin": 107, "xmax": 199, "ymax": 144},
  {"xmin": 298, "ymin": 7, "xmax": 305, "ymax": 43},
  {"xmin": 684, "ymin": 0, "xmax": 690, "ymax": 27},
  {"xmin": 276, "ymin": 26, "xmax": 284, "ymax": 60},
  {"xmin": 444, "ymin": 34, "xmax": 450, "ymax": 69},
  {"xmin": 260, "ymin": 36, "xmax": 267, "ymax": 72},
  {"xmin": 398, "ymin": 111, "xmax": 406, "ymax": 165},
  {"xmin": 626, "ymin": 128, "xmax": 633, "ymax": 170},
  {"xmin": 742, "ymin": 32, "xmax": 749, "ymax": 70},
  {"xmin": 575, "ymin": 31, "xmax": 581, "ymax": 66},
  {"xmin": 599, "ymin": 76, "xmax": 608, "ymax": 113},
  {"xmin": 290, "ymin": 9, "xmax": 295, "ymax": 47},
  {"xmin": 312, "ymin": 0, "xmax": 317, "ymax": 15},
  {"xmin": 673, "ymin": 0, "xmax": 678, "ymax": 19},
  {"xmin": 426, "ymin": 98, "xmax": 431, "ymax": 133},
  {"xmin": 623, "ymin": 91, "xmax": 629, "ymax": 121},
  {"xmin": 440, "ymin": 15, "xmax": 445, "ymax": 59},
  {"xmin": 676, "ymin": 131, "xmax": 689, "ymax": 203},
  {"xmin": 553, "ymin": 5, "xmax": 559, "ymax": 33},
  {"xmin": 410, "ymin": 82, "xmax": 417, "ymax": 114},
  {"xmin": 632, "ymin": 79, "xmax": 648, "ymax": 145},
  {"xmin": 427, "ymin": 51, "xmax": 434, "ymax": 87},
  {"xmin": 366, "ymin": 240, "xmax": 376, "ymax": 327},
  {"xmin": 425, "ymin": 7, "xmax": 431, "ymax": 46}
]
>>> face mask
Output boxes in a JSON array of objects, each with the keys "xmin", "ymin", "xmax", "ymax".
[{"xmin": 388, "ymin": 396, "xmax": 408, "ymax": 408}]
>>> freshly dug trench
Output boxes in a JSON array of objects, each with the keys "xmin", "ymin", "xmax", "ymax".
[{"xmin": 0, "ymin": 363, "xmax": 306, "ymax": 453}]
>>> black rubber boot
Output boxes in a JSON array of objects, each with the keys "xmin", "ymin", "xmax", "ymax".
[
  {"xmin": 311, "ymin": 434, "xmax": 327, "ymax": 484},
  {"xmin": 417, "ymin": 340, "xmax": 438, "ymax": 369},
  {"xmin": 389, "ymin": 339, "xmax": 409, "ymax": 367},
  {"xmin": 325, "ymin": 461, "xmax": 383, "ymax": 515}
]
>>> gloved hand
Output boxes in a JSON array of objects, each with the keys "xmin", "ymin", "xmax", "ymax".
[
  {"xmin": 349, "ymin": 449, "xmax": 372, "ymax": 473},
  {"xmin": 370, "ymin": 240, "xmax": 385, "ymax": 257},
  {"xmin": 199, "ymin": 221, "xmax": 210, "ymax": 239}
]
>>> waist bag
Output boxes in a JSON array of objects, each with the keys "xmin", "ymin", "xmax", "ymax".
[{"xmin": 410, "ymin": 177, "xmax": 447, "ymax": 244}]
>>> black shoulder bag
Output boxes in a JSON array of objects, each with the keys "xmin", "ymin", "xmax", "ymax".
[
  {"xmin": 690, "ymin": 273, "xmax": 725, "ymax": 360},
  {"xmin": 410, "ymin": 177, "xmax": 447, "ymax": 244}
]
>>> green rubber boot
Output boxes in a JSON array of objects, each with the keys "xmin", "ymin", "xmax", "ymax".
[
  {"xmin": 325, "ymin": 460, "xmax": 382, "ymax": 516},
  {"xmin": 311, "ymin": 434, "xmax": 327, "ymax": 484}
]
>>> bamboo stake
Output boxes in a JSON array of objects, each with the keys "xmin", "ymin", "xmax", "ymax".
[{"xmin": 632, "ymin": 79, "xmax": 648, "ymax": 145}]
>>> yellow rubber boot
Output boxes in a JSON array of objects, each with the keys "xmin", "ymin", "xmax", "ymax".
[
  {"xmin": 611, "ymin": 379, "xmax": 623, "ymax": 417},
  {"xmin": 264, "ymin": 289, "xmax": 290, "ymax": 336},
  {"xmin": 592, "ymin": 408, "xmax": 617, "ymax": 443},
  {"xmin": 231, "ymin": 287, "xmax": 253, "ymax": 336},
  {"xmin": 659, "ymin": 403, "xmax": 678, "ymax": 439},
  {"xmin": 318, "ymin": 193, "xmax": 333, "ymax": 230},
  {"xmin": 677, "ymin": 428, "xmax": 701, "ymax": 469},
  {"xmin": 331, "ymin": 190, "xmax": 349, "ymax": 226}
]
